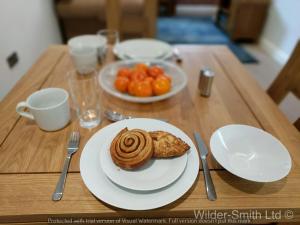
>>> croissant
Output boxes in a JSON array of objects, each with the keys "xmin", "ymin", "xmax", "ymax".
[
  {"xmin": 149, "ymin": 131, "xmax": 190, "ymax": 158},
  {"xmin": 110, "ymin": 128, "xmax": 153, "ymax": 170}
]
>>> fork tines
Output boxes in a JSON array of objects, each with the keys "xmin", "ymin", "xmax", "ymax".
[{"xmin": 69, "ymin": 131, "xmax": 80, "ymax": 148}]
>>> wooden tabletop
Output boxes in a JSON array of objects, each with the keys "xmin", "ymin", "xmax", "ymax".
[{"xmin": 0, "ymin": 45, "xmax": 300, "ymax": 224}]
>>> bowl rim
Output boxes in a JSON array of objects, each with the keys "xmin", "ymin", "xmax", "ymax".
[{"xmin": 113, "ymin": 39, "xmax": 173, "ymax": 61}]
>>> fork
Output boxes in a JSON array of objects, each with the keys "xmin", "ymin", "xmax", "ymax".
[{"xmin": 52, "ymin": 131, "xmax": 80, "ymax": 201}]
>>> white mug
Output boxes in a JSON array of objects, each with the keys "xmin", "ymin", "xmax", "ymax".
[{"xmin": 16, "ymin": 88, "xmax": 70, "ymax": 131}]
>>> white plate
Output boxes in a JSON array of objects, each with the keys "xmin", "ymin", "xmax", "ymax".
[
  {"xmin": 98, "ymin": 60, "xmax": 187, "ymax": 103},
  {"xmin": 210, "ymin": 124, "xmax": 292, "ymax": 182},
  {"xmin": 100, "ymin": 129, "xmax": 188, "ymax": 191},
  {"xmin": 114, "ymin": 39, "xmax": 173, "ymax": 60},
  {"xmin": 80, "ymin": 118, "xmax": 199, "ymax": 210}
]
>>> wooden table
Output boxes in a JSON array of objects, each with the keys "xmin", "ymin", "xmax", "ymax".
[{"xmin": 0, "ymin": 45, "xmax": 300, "ymax": 224}]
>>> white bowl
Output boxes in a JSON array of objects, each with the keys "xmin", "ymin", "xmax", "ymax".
[
  {"xmin": 68, "ymin": 35, "xmax": 106, "ymax": 56},
  {"xmin": 210, "ymin": 124, "xmax": 292, "ymax": 182},
  {"xmin": 98, "ymin": 60, "xmax": 187, "ymax": 103}
]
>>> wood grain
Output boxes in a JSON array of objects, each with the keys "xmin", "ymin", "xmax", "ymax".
[
  {"xmin": 294, "ymin": 118, "xmax": 300, "ymax": 132},
  {"xmin": 220, "ymin": 0, "xmax": 270, "ymax": 41},
  {"xmin": 0, "ymin": 46, "xmax": 261, "ymax": 173},
  {"xmin": 144, "ymin": 0, "xmax": 158, "ymax": 37},
  {"xmin": 1, "ymin": 45, "xmax": 300, "ymax": 223},
  {"xmin": 0, "ymin": 172, "xmax": 299, "ymax": 223},
  {"xmin": 106, "ymin": 0, "xmax": 158, "ymax": 39},
  {"xmin": 105, "ymin": 0, "xmax": 121, "ymax": 34}
]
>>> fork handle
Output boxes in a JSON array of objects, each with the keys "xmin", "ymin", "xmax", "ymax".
[{"xmin": 52, "ymin": 154, "xmax": 71, "ymax": 201}]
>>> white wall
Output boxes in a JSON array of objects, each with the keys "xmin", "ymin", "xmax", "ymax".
[
  {"xmin": 259, "ymin": 0, "xmax": 300, "ymax": 122},
  {"xmin": 260, "ymin": 0, "xmax": 300, "ymax": 65},
  {"xmin": 0, "ymin": 0, "xmax": 62, "ymax": 100}
]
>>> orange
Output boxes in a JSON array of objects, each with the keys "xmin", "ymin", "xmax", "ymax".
[
  {"xmin": 117, "ymin": 68, "xmax": 132, "ymax": 79},
  {"xmin": 114, "ymin": 76, "xmax": 129, "ymax": 93},
  {"xmin": 128, "ymin": 80, "xmax": 138, "ymax": 96},
  {"xmin": 131, "ymin": 70, "xmax": 147, "ymax": 81},
  {"xmin": 135, "ymin": 81, "xmax": 153, "ymax": 97},
  {"xmin": 158, "ymin": 74, "xmax": 172, "ymax": 82},
  {"xmin": 145, "ymin": 76, "xmax": 154, "ymax": 84},
  {"xmin": 134, "ymin": 63, "xmax": 148, "ymax": 73},
  {"xmin": 152, "ymin": 77, "xmax": 171, "ymax": 96},
  {"xmin": 147, "ymin": 66, "xmax": 164, "ymax": 78},
  {"xmin": 114, "ymin": 64, "xmax": 171, "ymax": 97}
]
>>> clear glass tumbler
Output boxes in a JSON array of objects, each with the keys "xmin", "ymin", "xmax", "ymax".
[
  {"xmin": 97, "ymin": 29, "xmax": 119, "ymax": 63},
  {"xmin": 97, "ymin": 29, "xmax": 119, "ymax": 45},
  {"xmin": 69, "ymin": 46, "xmax": 98, "ymax": 74},
  {"xmin": 67, "ymin": 70, "xmax": 101, "ymax": 129}
]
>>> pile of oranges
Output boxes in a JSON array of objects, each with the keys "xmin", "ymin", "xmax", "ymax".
[{"xmin": 114, "ymin": 63, "xmax": 172, "ymax": 97}]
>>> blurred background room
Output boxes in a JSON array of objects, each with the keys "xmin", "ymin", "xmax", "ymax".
[{"xmin": 0, "ymin": 0, "xmax": 299, "ymax": 123}]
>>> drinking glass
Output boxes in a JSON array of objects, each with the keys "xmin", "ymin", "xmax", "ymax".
[
  {"xmin": 97, "ymin": 29, "xmax": 119, "ymax": 63},
  {"xmin": 67, "ymin": 70, "xmax": 101, "ymax": 129},
  {"xmin": 97, "ymin": 29, "xmax": 119, "ymax": 45},
  {"xmin": 69, "ymin": 47, "xmax": 98, "ymax": 74}
]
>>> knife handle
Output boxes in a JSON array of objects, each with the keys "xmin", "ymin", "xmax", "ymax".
[{"xmin": 201, "ymin": 157, "xmax": 217, "ymax": 201}]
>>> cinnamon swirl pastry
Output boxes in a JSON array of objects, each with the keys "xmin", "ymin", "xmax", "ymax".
[{"xmin": 110, "ymin": 128, "xmax": 153, "ymax": 170}]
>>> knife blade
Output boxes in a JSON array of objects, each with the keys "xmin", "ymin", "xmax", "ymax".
[
  {"xmin": 194, "ymin": 132, "xmax": 217, "ymax": 201},
  {"xmin": 194, "ymin": 132, "xmax": 208, "ymax": 158}
]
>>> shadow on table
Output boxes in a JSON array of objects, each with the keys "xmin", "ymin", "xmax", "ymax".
[{"xmin": 215, "ymin": 169, "xmax": 287, "ymax": 195}]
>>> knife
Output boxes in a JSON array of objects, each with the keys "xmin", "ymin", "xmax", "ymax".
[{"xmin": 194, "ymin": 132, "xmax": 217, "ymax": 201}]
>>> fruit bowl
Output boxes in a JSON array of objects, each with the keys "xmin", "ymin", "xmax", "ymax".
[{"xmin": 98, "ymin": 60, "xmax": 187, "ymax": 103}]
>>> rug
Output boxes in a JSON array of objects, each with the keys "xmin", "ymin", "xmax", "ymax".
[{"xmin": 157, "ymin": 17, "xmax": 258, "ymax": 63}]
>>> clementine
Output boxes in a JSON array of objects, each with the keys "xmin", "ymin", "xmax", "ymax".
[
  {"xmin": 131, "ymin": 70, "xmax": 147, "ymax": 81},
  {"xmin": 114, "ymin": 76, "xmax": 129, "ymax": 93},
  {"xmin": 135, "ymin": 81, "xmax": 153, "ymax": 97},
  {"xmin": 152, "ymin": 77, "xmax": 171, "ymax": 95},
  {"xmin": 128, "ymin": 81, "xmax": 138, "ymax": 96},
  {"xmin": 117, "ymin": 68, "xmax": 132, "ymax": 79},
  {"xmin": 147, "ymin": 66, "xmax": 164, "ymax": 78},
  {"xmin": 134, "ymin": 63, "xmax": 148, "ymax": 73}
]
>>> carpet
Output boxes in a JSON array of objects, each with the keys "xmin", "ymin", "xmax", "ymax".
[{"xmin": 157, "ymin": 17, "xmax": 258, "ymax": 63}]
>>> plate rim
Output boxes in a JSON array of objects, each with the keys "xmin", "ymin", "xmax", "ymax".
[
  {"xmin": 99, "ymin": 130, "xmax": 188, "ymax": 191},
  {"xmin": 79, "ymin": 118, "xmax": 200, "ymax": 210},
  {"xmin": 210, "ymin": 124, "xmax": 292, "ymax": 182},
  {"xmin": 98, "ymin": 59, "xmax": 187, "ymax": 103},
  {"xmin": 113, "ymin": 38, "xmax": 173, "ymax": 60}
]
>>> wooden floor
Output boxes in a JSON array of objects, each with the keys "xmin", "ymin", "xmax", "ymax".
[{"xmin": 243, "ymin": 44, "xmax": 300, "ymax": 123}]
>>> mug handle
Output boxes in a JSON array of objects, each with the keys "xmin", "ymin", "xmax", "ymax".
[{"xmin": 16, "ymin": 102, "xmax": 34, "ymax": 120}]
